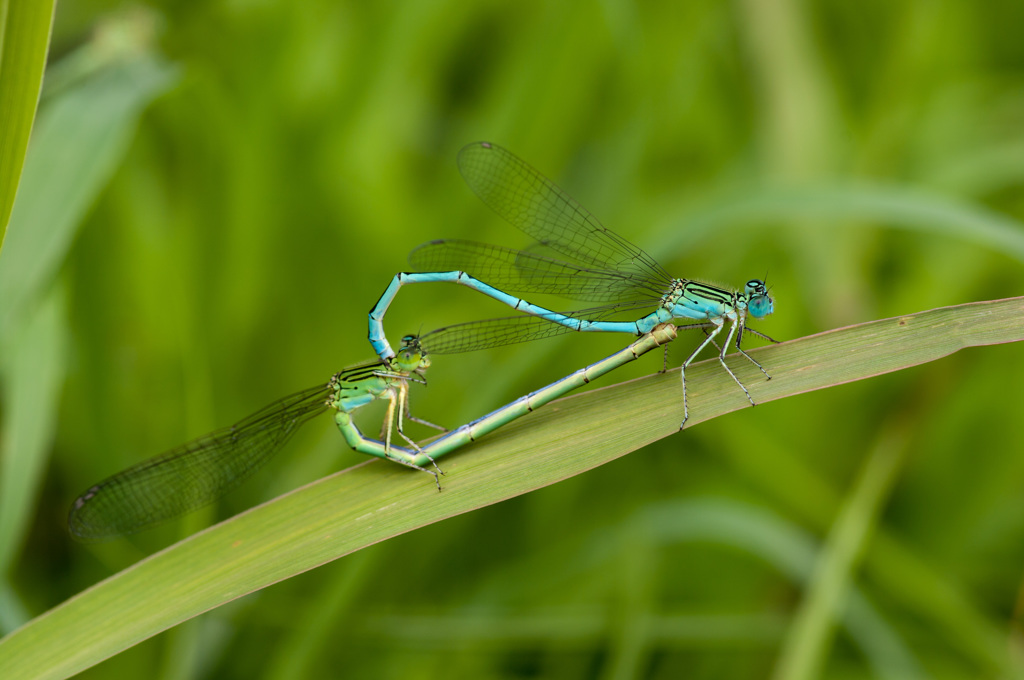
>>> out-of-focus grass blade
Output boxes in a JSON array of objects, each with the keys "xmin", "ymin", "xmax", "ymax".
[
  {"xmin": 0, "ymin": 287, "xmax": 67, "ymax": 581},
  {"xmin": 0, "ymin": 22, "xmax": 176, "ymax": 632},
  {"xmin": 0, "ymin": 51, "xmax": 177, "ymax": 332},
  {"xmin": 632, "ymin": 500, "xmax": 925, "ymax": 679},
  {"xmin": 0, "ymin": 296, "xmax": 1022, "ymax": 680},
  {"xmin": 0, "ymin": 580, "xmax": 30, "ymax": 635},
  {"xmin": 653, "ymin": 184, "xmax": 1024, "ymax": 264},
  {"xmin": 0, "ymin": 0, "xmax": 55, "ymax": 249},
  {"xmin": 772, "ymin": 423, "xmax": 911, "ymax": 680}
]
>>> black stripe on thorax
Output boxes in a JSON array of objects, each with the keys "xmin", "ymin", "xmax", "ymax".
[
  {"xmin": 337, "ymin": 362, "xmax": 388, "ymax": 383},
  {"xmin": 682, "ymin": 281, "xmax": 734, "ymax": 305}
]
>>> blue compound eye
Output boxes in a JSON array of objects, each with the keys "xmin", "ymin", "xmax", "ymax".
[{"xmin": 748, "ymin": 294, "xmax": 774, "ymax": 319}]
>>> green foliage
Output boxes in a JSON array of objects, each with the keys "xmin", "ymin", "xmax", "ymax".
[
  {"xmin": 0, "ymin": 0, "xmax": 55, "ymax": 247},
  {"xmin": 4, "ymin": 1, "xmax": 1024, "ymax": 678}
]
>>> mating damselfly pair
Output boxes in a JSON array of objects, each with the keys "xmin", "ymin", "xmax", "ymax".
[{"xmin": 68, "ymin": 142, "xmax": 776, "ymax": 540}]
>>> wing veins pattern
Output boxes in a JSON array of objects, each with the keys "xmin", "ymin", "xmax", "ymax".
[
  {"xmin": 69, "ymin": 381, "xmax": 334, "ymax": 539},
  {"xmin": 457, "ymin": 142, "xmax": 672, "ymax": 284}
]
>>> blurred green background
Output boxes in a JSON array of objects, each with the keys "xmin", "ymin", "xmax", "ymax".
[{"xmin": 4, "ymin": 0, "xmax": 1024, "ymax": 677}]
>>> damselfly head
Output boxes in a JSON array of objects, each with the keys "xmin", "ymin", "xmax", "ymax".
[
  {"xmin": 395, "ymin": 334, "xmax": 430, "ymax": 372},
  {"xmin": 745, "ymin": 279, "xmax": 774, "ymax": 319}
]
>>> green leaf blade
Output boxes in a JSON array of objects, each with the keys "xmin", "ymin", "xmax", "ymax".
[{"xmin": 0, "ymin": 0, "xmax": 55, "ymax": 249}]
